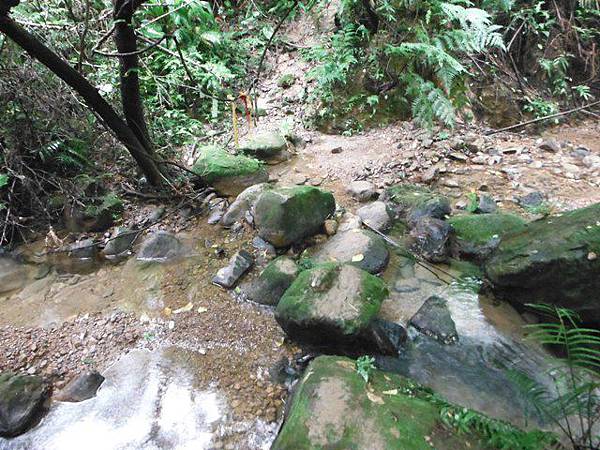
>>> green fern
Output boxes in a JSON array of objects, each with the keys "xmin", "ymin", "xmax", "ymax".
[{"xmin": 509, "ymin": 304, "xmax": 600, "ymax": 449}]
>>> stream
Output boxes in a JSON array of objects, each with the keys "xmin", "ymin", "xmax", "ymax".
[{"xmin": 0, "ymin": 224, "xmax": 556, "ymax": 449}]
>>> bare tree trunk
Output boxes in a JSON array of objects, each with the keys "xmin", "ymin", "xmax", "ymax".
[
  {"xmin": 0, "ymin": 8, "xmax": 164, "ymax": 186},
  {"xmin": 113, "ymin": 0, "xmax": 153, "ymax": 154}
]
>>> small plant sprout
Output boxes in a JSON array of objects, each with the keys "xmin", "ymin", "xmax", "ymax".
[{"xmin": 355, "ymin": 355, "xmax": 376, "ymax": 383}]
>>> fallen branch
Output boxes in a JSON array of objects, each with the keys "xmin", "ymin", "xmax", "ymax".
[{"xmin": 487, "ymin": 100, "xmax": 600, "ymax": 135}]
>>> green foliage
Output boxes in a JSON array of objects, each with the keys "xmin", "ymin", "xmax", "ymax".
[
  {"xmin": 304, "ymin": 0, "xmax": 506, "ymax": 129},
  {"xmin": 523, "ymin": 97, "xmax": 559, "ymax": 121},
  {"xmin": 355, "ymin": 355, "xmax": 376, "ymax": 383},
  {"xmin": 465, "ymin": 192, "xmax": 479, "ymax": 213},
  {"xmin": 0, "ymin": 174, "xmax": 8, "ymax": 190},
  {"xmin": 509, "ymin": 304, "xmax": 600, "ymax": 449}
]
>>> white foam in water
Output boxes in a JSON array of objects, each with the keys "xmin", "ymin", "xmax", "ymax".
[{"xmin": 0, "ymin": 349, "xmax": 225, "ymax": 450}]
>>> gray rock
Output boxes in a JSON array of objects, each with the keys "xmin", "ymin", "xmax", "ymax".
[
  {"xmin": 103, "ymin": 227, "xmax": 138, "ymax": 257},
  {"xmin": 410, "ymin": 295, "xmax": 458, "ymax": 344},
  {"xmin": 357, "ymin": 201, "xmax": 392, "ymax": 232},
  {"xmin": 515, "ymin": 191, "xmax": 545, "ymax": 208},
  {"xmin": 64, "ymin": 239, "xmax": 97, "ymax": 259},
  {"xmin": 382, "ymin": 184, "xmax": 451, "ymax": 227},
  {"xmin": 0, "ymin": 372, "xmax": 49, "ymax": 437},
  {"xmin": 212, "ymin": 250, "xmax": 254, "ymax": 289},
  {"xmin": 221, "ymin": 183, "xmax": 270, "ymax": 227},
  {"xmin": 251, "ymin": 236, "xmax": 276, "ymax": 257},
  {"xmin": 408, "ymin": 217, "xmax": 451, "ymax": 263},
  {"xmin": 207, "ymin": 201, "xmax": 226, "ymax": 224},
  {"xmin": 337, "ymin": 212, "xmax": 362, "ymax": 232},
  {"xmin": 476, "ymin": 195, "xmax": 497, "ymax": 214},
  {"xmin": 137, "ymin": 232, "xmax": 183, "ymax": 261},
  {"xmin": 313, "ymin": 229, "xmax": 389, "ymax": 274},
  {"xmin": 241, "ymin": 256, "xmax": 299, "ymax": 306},
  {"xmin": 55, "ymin": 371, "xmax": 105, "ymax": 403},
  {"xmin": 538, "ymin": 139, "xmax": 560, "ymax": 153},
  {"xmin": 346, "ymin": 181, "xmax": 377, "ymax": 202},
  {"xmin": 239, "ymin": 131, "xmax": 288, "ymax": 162},
  {"xmin": 367, "ymin": 318, "xmax": 407, "ymax": 355},
  {"xmin": 254, "ymin": 186, "xmax": 336, "ymax": 247},
  {"xmin": 0, "ymin": 258, "xmax": 29, "ymax": 295}
]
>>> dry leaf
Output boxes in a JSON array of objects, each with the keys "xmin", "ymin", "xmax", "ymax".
[
  {"xmin": 366, "ymin": 391, "xmax": 384, "ymax": 404},
  {"xmin": 197, "ymin": 306, "xmax": 208, "ymax": 313},
  {"xmin": 382, "ymin": 389, "xmax": 398, "ymax": 396},
  {"xmin": 163, "ymin": 307, "xmax": 172, "ymax": 317},
  {"xmin": 173, "ymin": 302, "xmax": 194, "ymax": 314},
  {"xmin": 352, "ymin": 253, "xmax": 364, "ymax": 262}
]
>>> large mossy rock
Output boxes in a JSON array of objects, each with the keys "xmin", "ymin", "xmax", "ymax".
[
  {"xmin": 485, "ymin": 203, "xmax": 600, "ymax": 322},
  {"xmin": 382, "ymin": 184, "xmax": 451, "ymax": 226},
  {"xmin": 275, "ymin": 264, "xmax": 389, "ymax": 351},
  {"xmin": 254, "ymin": 186, "xmax": 335, "ymax": 247},
  {"xmin": 192, "ymin": 145, "xmax": 268, "ymax": 196},
  {"xmin": 449, "ymin": 213, "xmax": 527, "ymax": 260},
  {"xmin": 313, "ymin": 229, "xmax": 390, "ymax": 274},
  {"xmin": 272, "ymin": 356, "xmax": 491, "ymax": 450},
  {"xmin": 238, "ymin": 131, "xmax": 288, "ymax": 161},
  {"xmin": 0, "ymin": 372, "xmax": 49, "ymax": 437},
  {"xmin": 241, "ymin": 256, "xmax": 299, "ymax": 306}
]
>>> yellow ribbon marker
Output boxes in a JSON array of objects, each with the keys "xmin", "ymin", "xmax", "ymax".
[{"xmin": 229, "ymin": 95, "xmax": 239, "ymax": 148}]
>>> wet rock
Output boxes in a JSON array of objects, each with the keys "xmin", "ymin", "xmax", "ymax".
[
  {"xmin": 275, "ymin": 264, "xmax": 391, "ymax": 353},
  {"xmin": 55, "ymin": 371, "xmax": 105, "ymax": 403},
  {"xmin": 241, "ymin": 256, "xmax": 299, "ymax": 306},
  {"xmin": 346, "ymin": 181, "xmax": 377, "ymax": 202},
  {"xmin": 0, "ymin": 372, "xmax": 49, "ymax": 437},
  {"xmin": 515, "ymin": 191, "xmax": 545, "ymax": 209},
  {"xmin": 253, "ymin": 186, "xmax": 336, "ymax": 247},
  {"xmin": 367, "ymin": 318, "xmax": 407, "ymax": 355},
  {"xmin": 221, "ymin": 183, "xmax": 270, "ymax": 227},
  {"xmin": 407, "ymin": 217, "xmax": 451, "ymax": 263},
  {"xmin": 324, "ymin": 219, "xmax": 338, "ymax": 236},
  {"xmin": 486, "ymin": 203, "xmax": 600, "ymax": 323},
  {"xmin": 239, "ymin": 131, "xmax": 289, "ymax": 162},
  {"xmin": 382, "ymin": 184, "xmax": 451, "ymax": 227},
  {"xmin": 476, "ymin": 195, "xmax": 497, "ymax": 214},
  {"xmin": 147, "ymin": 206, "xmax": 166, "ymax": 223},
  {"xmin": 102, "ymin": 227, "xmax": 138, "ymax": 257},
  {"xmin": 449, "ymin": 213, "xmax": 527, "ymax": 261},
  {"xmin": 137, "ymin": 232, "xmax": 182, "ymax": 261},
  {"xmin": 313, "ymin": 229, "xmax": 389, "ymax": 274},
  {"xmin": 273, "ymin": 356, "xmax": 486, "ymax": 450},
  {"xmin": 64, "ymin": 239, "xmax": 97, "ymax": 259},
  {"xmin": 410, "ymin": 295, "xmax": 458, "ymax": 344},
  {"xmin": 207, "ymin": 201, "xmax": 227, "ymax": 224},
  {"xmin": 192, "ymin": 145, "xmax": 268, "ymax": 196},
  {"xmin": 251, "ymin": 236, "xmax": 277, "ymax": 257},
  {"xmin": 212, "ymin": 250, "xmax": 254, "ymax": 289},
  {"xmin": 357, "ymin": 201, "xmax": 392, "ymax": 232}
]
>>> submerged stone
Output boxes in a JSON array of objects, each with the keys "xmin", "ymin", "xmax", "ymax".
[
  {"xmin": 275, "ymin": 264, "xmax": 391, "ymax": 353},
  {"xmin": 410, "ymin": 295, "xmax": 458, "ymax": 344},
  {"xmin": 486, "ymin": 203, "xmax": 600, "ymax": 322},
  {"xmin": 0, "ymin": 372, "xmax": 49, "ymax": 437},
  {"xmin": 212, "ymin": 250, "xmax": 254, "ymax": 289},
  {"xmin": 408, "ymin": 217, "xmax": 451, "ymax": 263},
  {"xmin": 137, "ymin": 232, "xmax": 182, "ymax": 262},
  {"xmin": 55, "ymin": 371, "xmax": 105, "ymax": 403},
  {"xmin": 241, "ymin": 256, "xmax": 299, "ymax": 306},
  {"xmin": 253, "ymin": 186, "xmax": 335, "ymax": 247},
  {"xmin": 313, "ymin": 229, "xmax": 389, "ymax": 274},
  {"xmin": 192, "ymin": 145, "xmax": 268, "ymax": 196}
]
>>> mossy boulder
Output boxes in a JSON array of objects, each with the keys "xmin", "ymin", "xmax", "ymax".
[
  {"xmin": 253, "ymin": 186, "xmax": 336, "ymax": 247},
  {"xmin": 449, "ymin": 213, "xmax": 527, "ymax": 260},
  {"xmin": 192, "ymin": 145, "xmax": 268, "ymax": 196},
  {"xmin": 485, "ymin": 203, "xmax": 600, "ymax": 322},
  {"xmin": 275, "ymin": 263, "xmax": 392, "ymax": 352},
  {"xmin": 313, "ymin": 229, "xmax": 390, "ymax": 274},
  {"xmin": 382, "ymin": 184, "xmax": 451, "ymax": 226},
  {"xmin": 241, "ymin": 256, "xmax": 299, "ymax": 306},
  {"xmin": 238, "ymin": 131, "xmax": 288, "ymax": 161},
  {"xmin": 0, "ymin": 372, "xmax": 49, "ymax": 437},
  {"xmin": 273, "ymin": 356, "xmax": 492, "ymax": 450},
  {"xmin": 277, "ymin": 74, "xmax": 296, "ymax": 88}
]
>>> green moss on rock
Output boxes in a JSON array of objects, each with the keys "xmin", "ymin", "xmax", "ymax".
[
  {"xmin": 383, "ymin": 184, "xmax": 451, "ymax": 224},
  {"xmin": 449, "ymin": 213, "xmax": 527, "ymax": 246},
  {"xmin": 275, "ymin": 263, "xmax": 388, "ymax": 346},
  {"xmin": 278, "ymin": 74, "xmax": 296, "ymax": 88},
  {"xmin": 485, "ymin": 203, "xmax": 600, "ymax": 322},
  {"xmin": 192, "ymin": 145, "xmax": 264, "ymax": 183},
  {"xmin": 254, "ymin": 186, "xmax": 336, "ymax": 247},
  {"xmin": 273, "ymin": 356, "xmax": 548, "ymax": 450},
  {"xmin": 239, "ymin": 131, "xmax": 287, "ymax": 159}
]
